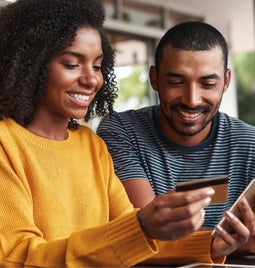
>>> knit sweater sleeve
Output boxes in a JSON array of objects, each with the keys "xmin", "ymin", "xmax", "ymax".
[
  {"xmin": 144, "ymin": 231, "xmax": 225, "ymax": 265},
  {"xmin": 0, "ymin": 212, "xmax": 157, "ymax": 267},
  {"xmin": 66, "ymin": 210, "xmax": 158, "ymax": 267}
]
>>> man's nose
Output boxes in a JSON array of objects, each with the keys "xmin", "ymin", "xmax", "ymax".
[{"xmin": 181, "ymin": 84, "xmax": 202, "ymax": 108}]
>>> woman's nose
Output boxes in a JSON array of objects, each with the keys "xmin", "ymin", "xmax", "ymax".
[{"xmin": 78, "ymin": 71, "xmax": 97, "ymax": 88}]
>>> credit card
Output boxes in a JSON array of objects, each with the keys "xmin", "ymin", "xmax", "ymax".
[{"xmin": 176, "ymin": 176, "xmax": 228, "ymax": 204}]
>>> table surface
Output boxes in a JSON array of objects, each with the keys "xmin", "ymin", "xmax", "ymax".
[
  {"xmin": 175, "ymin": 256, "xmax": 255, "ymax": 268},
  {"xmin": 225, "ymin": 255, "xmax": 255, "ymax": 265},
  {"xmin": 135, "ymin": 255, "xmax": 255, "ymax": 267}
]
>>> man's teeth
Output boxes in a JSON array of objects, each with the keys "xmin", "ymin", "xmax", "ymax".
[
  {"xmin": 69, "ymin": 93, "xmax": 89, "ymax": 102},
  {"xmin": 179, "ymin": 110, "xmax": 201, "ymax": 118}
]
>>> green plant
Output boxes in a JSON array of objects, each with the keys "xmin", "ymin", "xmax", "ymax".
[{"xmin": 234, "ymin": 52, "xmax": 255, "ymax": 125}]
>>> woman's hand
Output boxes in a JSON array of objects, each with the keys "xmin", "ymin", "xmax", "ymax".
[{"xmin": 137, "ymin": 187, "xmax": 215, "ymax": 241}]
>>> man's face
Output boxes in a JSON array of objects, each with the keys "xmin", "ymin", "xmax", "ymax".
[{"xmin": 150, "ymin": 45, "xmax": 231, "ymax": 146}]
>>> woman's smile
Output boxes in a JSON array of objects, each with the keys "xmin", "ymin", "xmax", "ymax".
[{"xmin": 67, "ymin": 92, "xmax": 91, "ymax": 106}]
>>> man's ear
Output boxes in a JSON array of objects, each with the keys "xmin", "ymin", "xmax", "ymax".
[
  {"xmin": 223, "ymin": 68, "xmax": 231, "ymax": 93},
  {"xmin": 149, "ymin": 65, "xmax": 159, "ymax": 92}
]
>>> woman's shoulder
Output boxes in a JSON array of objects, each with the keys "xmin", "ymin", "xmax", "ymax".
[{"xmin": 75, "ymin": 124, "xmax": 107, "ymax": 145}]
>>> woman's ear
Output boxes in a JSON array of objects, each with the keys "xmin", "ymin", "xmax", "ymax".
[{"xmin": 149, "ymin": 65, "xmax": 159, "ymax": 92}]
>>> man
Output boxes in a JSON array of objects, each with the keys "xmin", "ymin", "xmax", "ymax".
[{"xmin": 97, "ymin": 21, "xmax": 255, "ymax": 255}]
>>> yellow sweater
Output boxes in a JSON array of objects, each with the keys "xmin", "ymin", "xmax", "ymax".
[{"xmin": 0, "ymin": 118, "xmax": 223, "ymax": 267}]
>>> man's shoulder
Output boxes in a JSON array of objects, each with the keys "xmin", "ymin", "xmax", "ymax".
[
  {"xmin": 97, "ymin": 106, "xmax": 160, "ymax": 140},
  {"xmin": 115, "ymin": 105, "xmax": 157, "ymax": 119},
  {"xmin": 219, "ymin": 112, "xmax": 255, "ymax": 133},
  {"xmin": 99, "ymin": 105, "xmax": 158, "ymax": 127},
  {"xmin": 219, "ymin": 113, "xmax": 255, "ymax": 127}
]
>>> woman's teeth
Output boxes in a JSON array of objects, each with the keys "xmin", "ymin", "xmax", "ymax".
[{"xmin": 68, "ymin": 93, "xmax": 89, "ymax": 102}]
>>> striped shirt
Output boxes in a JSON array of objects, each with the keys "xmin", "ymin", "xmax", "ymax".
[{"xmin": 97, "ymin": 105, "xmax": 255, "ymax": 228}]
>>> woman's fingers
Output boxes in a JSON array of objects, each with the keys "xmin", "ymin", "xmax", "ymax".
[{"xmin": 137, "ymin": 187, "xmax": 214, "ymax": 241}]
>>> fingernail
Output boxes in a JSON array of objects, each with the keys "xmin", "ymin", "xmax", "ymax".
[
  {"xmin": 207, "ymin": 188, "xmax": 215, "ymax": 195},
  {"xmin": 216, "ymin": 225, "xmax": 223, "ymax": 233},
  {"xmin": 204, "ymin": 197, "xmax": 211, "ymax": 205},
  {"xmin": 201, "ymin": 209, "xmax": 205, "ymax": 217},
  {"xmin": 212, "ymin": 225, "xmax": 223, "ymax": 238},
  {"xmin": 226, "ymin": 210, "xmax": 234, "ymax": 219}
]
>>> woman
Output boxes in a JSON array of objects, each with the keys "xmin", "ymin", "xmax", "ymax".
[{"xmin": 0, "ymin": 0, "xmax": 249, "ymax": 267}]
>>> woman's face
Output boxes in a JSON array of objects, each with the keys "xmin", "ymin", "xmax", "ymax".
[{"xmin": 41, "ymin": 26, "xmax": 104, "ymax": 123}]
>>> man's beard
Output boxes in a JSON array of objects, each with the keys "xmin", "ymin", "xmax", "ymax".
[
  {"xmin": 167, "ymin": 116, "xmax": 212, "ymax": 137},
  {"xmin": 165, "ymin": 103, "xmax": 213, "ymax": 137}
]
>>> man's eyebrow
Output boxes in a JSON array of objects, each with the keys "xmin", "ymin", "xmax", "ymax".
[
  {"xmin": 165, "ymin": 71, "xmax": 221, "ymax": 80},
  {"xmin": 200, "ymin": 73, "xmax": 220, "ymax": 80},
  {"xmin": 165, "ymin": 71, "xmax": 183, "ymax": 78}
]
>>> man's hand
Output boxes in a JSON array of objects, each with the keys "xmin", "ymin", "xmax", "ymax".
[
  {"xmin": 137, "ymin": 187, "xmax": 214, "ymax": 241},
  {"xmin": 212, "ymin": 197, "xmax": 255, "ymax": 257},
  {"xmin": 232, "ymin": 197, "xmax": 255, "ymax": 255}
]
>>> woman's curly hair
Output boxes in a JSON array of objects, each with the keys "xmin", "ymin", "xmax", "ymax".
[{"xmin": 0, "ymin": 0, "xmax": 118, "ymax": 127}]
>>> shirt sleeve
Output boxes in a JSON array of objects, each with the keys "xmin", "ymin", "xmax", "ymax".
[{"xmin": 97, "ymin": 113, "xmax": 148, "ymax": 181}]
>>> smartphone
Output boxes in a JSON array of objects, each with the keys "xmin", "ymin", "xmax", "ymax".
[
  {"xmin": 175, "ymin": 176, "xmax": 228, "ymax": 204},
  {"xmin": 214, "ymin": 178, "xmax": 255, "ymax": 233}
]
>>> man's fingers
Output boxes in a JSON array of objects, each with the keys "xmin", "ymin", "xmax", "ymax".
[
  {"xmin": 214, "ymin": 210, "xmax": 249, "ymax": 245},
  {"xmin": 238, "ymin": 198, "xmax": 255, "ymax": 236}
]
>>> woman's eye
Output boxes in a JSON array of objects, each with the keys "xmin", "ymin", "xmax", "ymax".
[
  {"xmin": 64, "ymin": 64, "xmax": 79, "ymax": 69},
  {"xmin": 93, "ymin": 65, "xmax": 102, "ymax": 71}
]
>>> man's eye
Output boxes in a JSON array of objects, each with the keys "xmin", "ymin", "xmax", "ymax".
[
  {"xmin": 203, "ymin": 83, "xmax": 216, "ymax": 88},
  {"xmin": 169, "ymin": 81, "xmax": 183, "ymax": 86}
]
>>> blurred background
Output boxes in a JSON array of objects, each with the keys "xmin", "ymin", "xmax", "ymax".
[
  {"xmin": 102, "ymin": 0, "xmax": 255, "ymax": 126},
  {"xmin": 1, "ymin": 0, "xmax": 255, "ymax": 126}
]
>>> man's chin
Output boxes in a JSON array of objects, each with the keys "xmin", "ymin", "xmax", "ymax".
[{"xmin": 174, "ymin": 126, "xmax": 205, "ymax": 137}]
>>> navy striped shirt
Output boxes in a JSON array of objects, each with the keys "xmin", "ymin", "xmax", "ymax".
[{"xmin": 97, "ymin": 105, "xmax": 255, "ymax": 228}]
